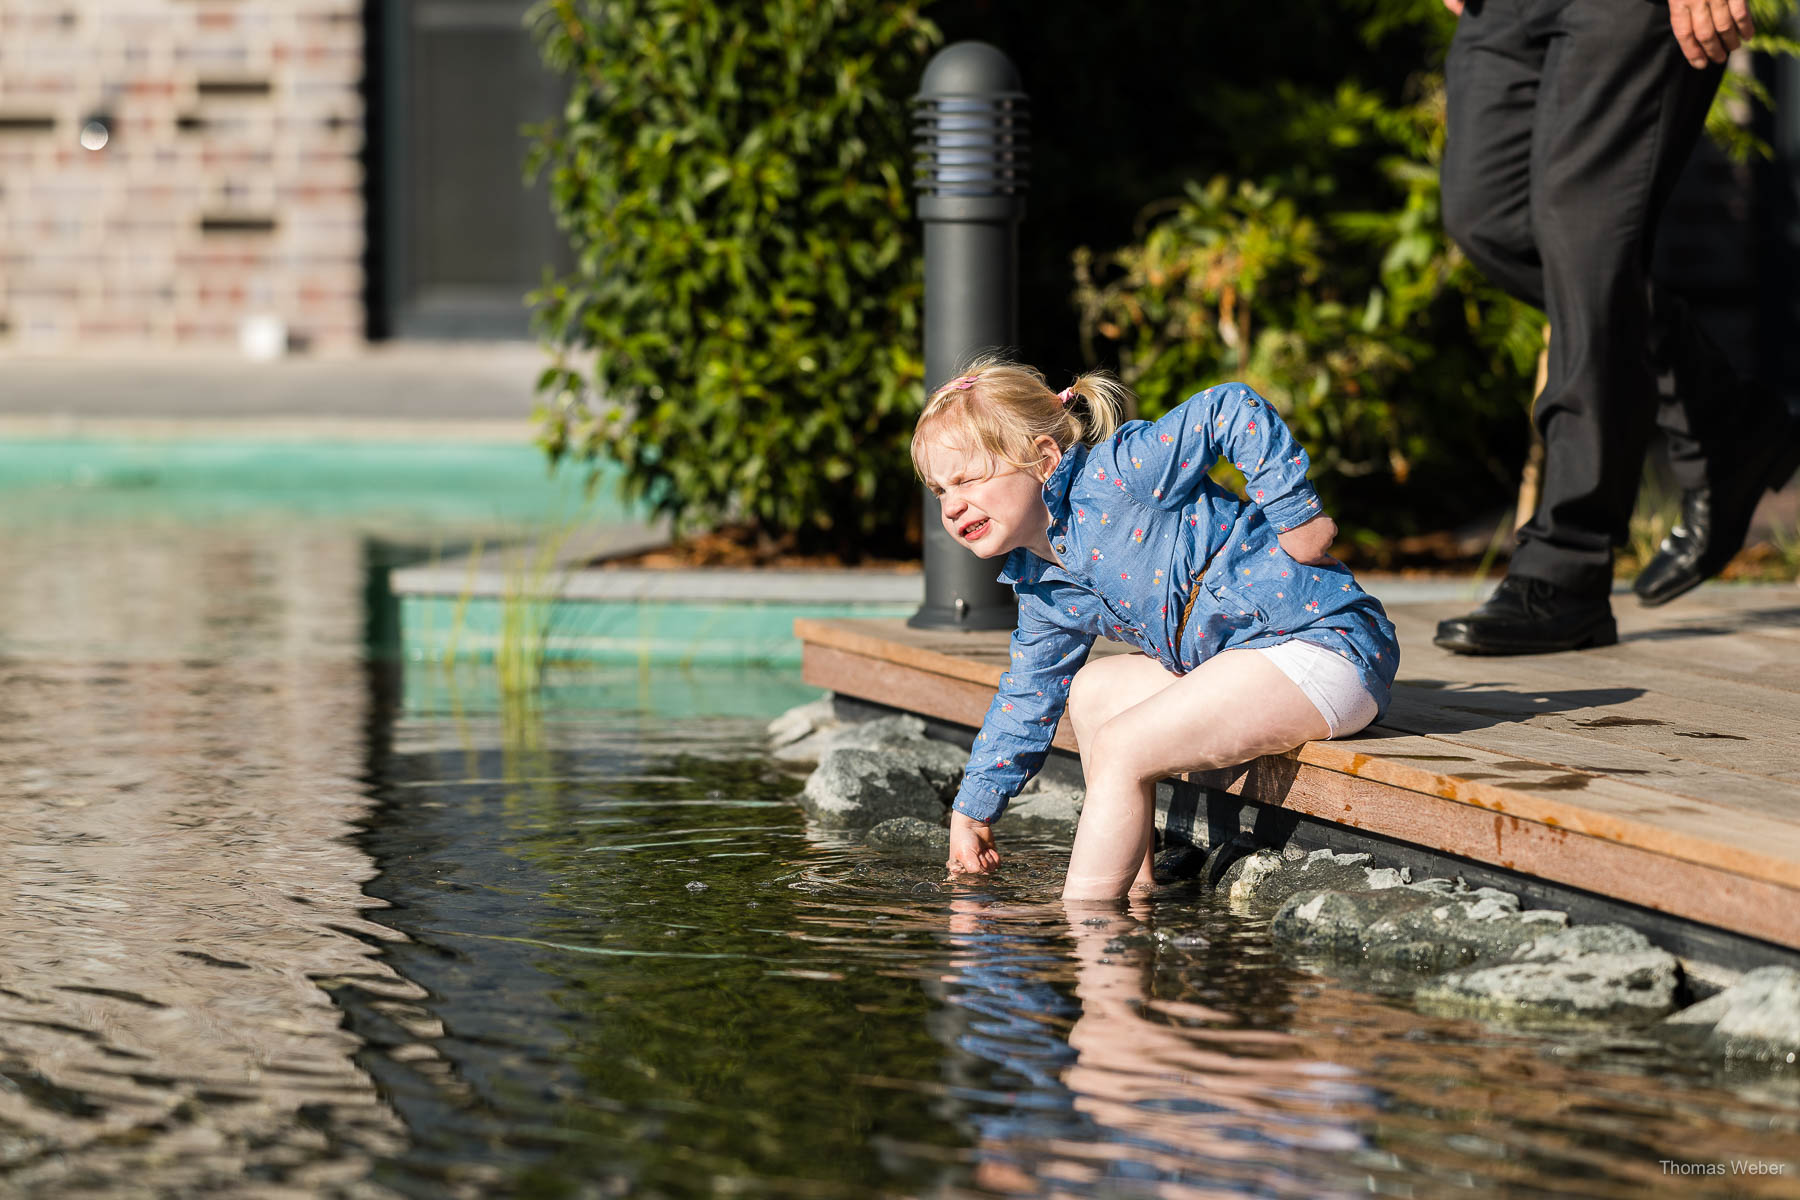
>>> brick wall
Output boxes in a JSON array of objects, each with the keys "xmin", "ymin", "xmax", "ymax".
[{"xmin": 0, "ymin": 1, "xmax": 365, "ymax": 354}]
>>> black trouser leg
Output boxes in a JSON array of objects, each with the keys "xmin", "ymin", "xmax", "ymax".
[
  {"xmin": 1441, "ymin": 0, "xmax": 1727, "ymax": 593},
  {"xmin": 1442, "ymin": 0, "xmax": 1543, "ymax": 304},
  {"xmin": 1647, "ymin": 290, "xmax": 1745, "ymax": 491}
]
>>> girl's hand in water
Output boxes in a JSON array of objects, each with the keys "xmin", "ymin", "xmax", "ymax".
[
  {"xmin": 948, "ymin": 811, "xmax": 1000, "ymax": 874},
  {"xmin": 1276, "ymin": 513, "xmax": 1338, "ymax": 565}
]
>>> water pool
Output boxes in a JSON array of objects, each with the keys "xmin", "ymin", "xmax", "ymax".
[
  {"xmin": 2, "ymin": 515, "xmax": 1796, "ymax": 1197},
  {"xmin": 353, "ymin": 709, "xmax": 1800, "ymax": 1199}
]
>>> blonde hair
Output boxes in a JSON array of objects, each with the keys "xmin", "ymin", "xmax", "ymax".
[{"xmin": 910, "ymin": 353, "xmax": 1134, "ymax": 485}]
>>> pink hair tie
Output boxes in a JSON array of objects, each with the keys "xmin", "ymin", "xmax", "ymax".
[
  {"xmin": 948, "ymin": 374, "xmax": 980, "ymax": 391},
  {"xmin": 1056, "ymin": 386, "xmax": 1078, "ymax": 406}
]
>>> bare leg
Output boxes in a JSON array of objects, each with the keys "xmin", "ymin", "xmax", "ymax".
[
  {"xmin": 1063, "ymin": 650, "xmax": 1330, "ymax": 902},
  {"xmin": 1064, "ymin": 653, "xmax": 1182, "ymax": 891}
]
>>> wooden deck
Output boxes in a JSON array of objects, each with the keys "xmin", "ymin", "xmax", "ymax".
[{"xmin": 795, "ymin": 585, "xmax": 1800, "ymax": 953}]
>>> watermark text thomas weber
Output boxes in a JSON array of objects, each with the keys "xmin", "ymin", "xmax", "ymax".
[{"xmin": 1660, "ymin": 1160, "xmax": 1791, "ymax": 1177}]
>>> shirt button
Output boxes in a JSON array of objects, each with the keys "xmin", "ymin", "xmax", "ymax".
[{"xmin": 1056, "ymin": 542, "xmax": 1066, "ymax": 553}]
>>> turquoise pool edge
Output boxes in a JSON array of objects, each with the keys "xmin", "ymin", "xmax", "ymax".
[
  {"xmin": 0, "ymin": 435, "xmax": 634, "ymax": 529},
  {"xmin": 400, "ymin": 595, "xmax": 918, "ymax": 668}
]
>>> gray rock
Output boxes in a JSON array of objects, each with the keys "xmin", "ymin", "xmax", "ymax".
[
  {"xmin": 1222, "ymin": 850, "xmax": 1286, "ymax": 907},
  {"xmin": 1222, "ymin": 847, "xmax": 1411, "ymax": 913},
  {"xmin": 864, "ymin": 816, "xmax": 951, "ymax": 857},
  {"xmin": 772, "ymin": 713, "xmax": 930, "ymax": 765},
  {"xmin": 1417, "ymin": 923, "xmax": 1680, "ymax": 1024},
  {"xmin": 800, "ymin": 747, "xmax": 947, "ymax": 830},
  {"xmin": 1509, "ymin": 923, "xmax": 1652, "ymax": 961},
  {"xmin": 1667, "ymin": 966, "xmax": 1800, "ymax": 1060},
  {"xmin": 767, "ymin": 696, "xmax": 838, "ymax": 749},
  {"xmin": 1006, "ymin": 786, "xmax": 1083, "ymax": 835},
  {"xmin": 1270, "ymin": 881, "xmax": 1569, "ymax": 971},
  {"xmin": 1356, "ymin": 895, "xmax": 1568, "ymax": 972},
  {"xmin": 885, "ymin": 738, "xmax": 967, "ymax": 800},
  {"xmin": 1271, "ymin": 887, "xmax": 1448, "ymax": 954},
  {"xmin": 1418, "ymin": 954, "xmax": 1680, "ymax": 1024},
  {"xmin": 1303, "ymin": 846, "xmax": 1372, "ymax": 871}
]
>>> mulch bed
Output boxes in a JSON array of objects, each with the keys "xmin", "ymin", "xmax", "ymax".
[
  {"xmin": 593, "ymin": 520, "xmax": 1795, "ymax": 583},
  {"xmin": 594, "ymin": 524, "xmax": 921, "ymax": 572}
]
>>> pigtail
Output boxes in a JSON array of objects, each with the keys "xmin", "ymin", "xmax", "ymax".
[
  {"xmin": 910, "ymin": 356, "xmax": 1140, "ymax": 485},
  {"xmin": 1060, "ymin": 371, "xmax": 1131, "ymax": 446}
]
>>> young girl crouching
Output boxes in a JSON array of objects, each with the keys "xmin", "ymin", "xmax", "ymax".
[{"xmin": 912, "ymin": 356, "xmax": 1400, "ymax": 901}]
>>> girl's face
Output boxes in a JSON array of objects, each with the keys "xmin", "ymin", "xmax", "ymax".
[{"xmin": 919, "ymin": 434, "xmax": 1061, "ymax": 559}]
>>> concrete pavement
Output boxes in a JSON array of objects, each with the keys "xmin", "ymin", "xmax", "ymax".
[{"xmin": 0, "ymin": 341, "xmax": 565, "ymax": 432}]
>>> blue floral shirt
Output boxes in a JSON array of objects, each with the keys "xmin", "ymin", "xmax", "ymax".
[{"xmin": 952, "ymin": 382, "xmax": 1400, "ymax": 824}]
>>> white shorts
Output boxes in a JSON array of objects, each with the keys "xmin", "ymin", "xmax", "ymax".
[{"xmin": 1252, "ymin": 638, "xmax": 1379, "ymax": 739}]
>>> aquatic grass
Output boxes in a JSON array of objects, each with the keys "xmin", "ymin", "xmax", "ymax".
[
  {"xmin": 493, "ymin": 517, "xmax": 589, "ymax": 774},
  {"xmin": 411, "ymin": 496, "xmax": 605, "ymax": 774},
  {"xmin": 495, "ymin": 527, "xmax": 566, "ymax": 699},
  {"xmin": 438, "ymin": 535, "xmax": 485, "ymax": 672}
]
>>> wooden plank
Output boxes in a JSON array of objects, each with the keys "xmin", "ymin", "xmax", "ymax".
[
  {"xmin": 801, "ymin": 620, "xmax": 1800, "ymax": 940},
  {"xmin": 1392, "ymin": 594, "xmax": 1800, "ymax": 693},
  {"xmin": 1368, "ymin": 613, "xmax": 1800, "ymax": 797},
  {"xmin": 1368, "ymin": 694, "xmax": 1800, "ymax": 834},
  {"xmin": 1391, "ymin": 603, "xmax": 1800, "ymax": 710},
  {"xmin": 1292, "ymin": 729, "xmax": 1800, "ymax": 887},
  {"xmin": 1374, "ymin": 675, "xmax": 1800, "ymax": 788},
  {"xmin": 1389, "ymin": 602, "xmax": 1800, "ymax": 701},
  {"xmin": 1614, "ymin": 630, "xmax": 1800, "ymax": 695},
  {"xmin": 1548, "ymin": 646, "xmax": 1800, "ymax": 721},
  {"xmin": 1374, "ymin": 692, "xmax": 1800, "ymax": 825},
  {"xmin": 802, "ymin": 642, "xmax": 1078, "ymax": 753},
  {"xmin": 797, "ymin": 618, "xmax": 1800, "ymax": 890},
  {"xmin": 797, "ymin": 614, "xmax": 1800, "ymax": 814},
  {"xmin": 1637, "ymin": 586, "xmax": 1800, "ymax": 614},
  {"xmin": 1188, "ymin": 755, "xmax": 1800, "ymax": 950},
  {"xmin": 793, "ymin": 617, "xmax": 1010, "ymax": 688},
  {"xmin": 802, "ymin": 618, "xmax": 1800, "ymax": 921}
]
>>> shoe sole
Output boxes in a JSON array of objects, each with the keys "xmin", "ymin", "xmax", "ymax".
[
  {"xmin": 1636, "ymin": 420, "xmax": 1800, "ymax": 608},
  {"xmin": 1432, "ymin": 619, "xmax": 1619, "ymax": 656},
  {"xmin": 1634, "ymin": 569, "xmax": 1704, "ymax": 609}
]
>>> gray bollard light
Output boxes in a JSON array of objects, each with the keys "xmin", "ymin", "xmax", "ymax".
[{"xmin": 908, "ymin": 41, "xmax": 1029, "ymax": 632}]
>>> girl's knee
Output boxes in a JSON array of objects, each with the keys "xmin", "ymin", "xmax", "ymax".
[
  {"xmin": 1086, "ymin": 710, "xmax": 1280, "ymax": 781},
  {"xmin": 1081, "ymin": 716, "xmax": 1161, "ymax": 785},
  {"xmin": 1066, "ymin": 656, "xmax": 1112, "ymax": 719},
  {"xmin": 1069, "ymin": 653, "xmax": 1169, "ymax": 734}
]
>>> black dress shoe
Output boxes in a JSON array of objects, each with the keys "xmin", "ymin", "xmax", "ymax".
[
  {"xmin": 1433, "ymin": 575, "xmax": 1617, "ymax": 655},
  {"xmin": 1635, "ymin": 398, "xmax": 1800, "ymax": 607}
]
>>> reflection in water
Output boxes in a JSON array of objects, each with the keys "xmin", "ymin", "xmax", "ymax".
[
  {"xmin": 922, "ymin": 894, "xmax": 1800, "ymax": 1199},
  {"xmin": 3, "ymin": 518, "xmax": 1797, "ymax": 1198},
  {"xmin": 0, "ymin": 521, "xmax": 410, "ymax": 1195},
  {"xmin": 360, "ymin": 693, "xmax": 1800, "ymax": 1198},
  {"xmin": 940, "ymin": 896, "xmax": 1373, "ymax": 1197}
]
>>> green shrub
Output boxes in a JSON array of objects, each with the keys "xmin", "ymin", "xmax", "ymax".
[
  {"xmin": 526, "ymin": 1, "xmax": 939, "ymax": 555},
  {"xmin": 1071, "ymin": 0, "xmax": 1800, "ymax": 550},
  {"xmin": 1073, "ymin": 86, "xmax": 1544, "ymax": 549},
  {"xmin": 525, "ymin": 0, "xmax": 1794, "ymax": 558},
  {"xmin": 1071, "ymin": 9, "xmax": 1543, "ymax": 549},
  {"xmin": 1709, "ymin": 0, "xmax": 1800, "ymax": 161}
]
